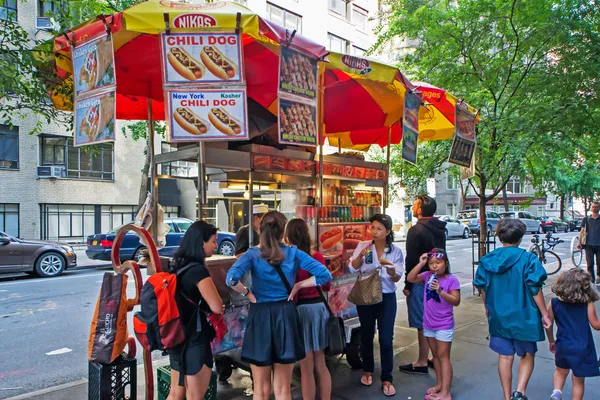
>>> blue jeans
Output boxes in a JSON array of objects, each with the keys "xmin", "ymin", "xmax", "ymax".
[{"xmin": 357, "ymin": 292, "xmax": 397, "ymax": 382}]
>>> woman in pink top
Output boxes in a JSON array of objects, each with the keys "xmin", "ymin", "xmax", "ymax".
[{"xmin": 407, "ymin": 248, "xmax": 460, "ymax": 400}]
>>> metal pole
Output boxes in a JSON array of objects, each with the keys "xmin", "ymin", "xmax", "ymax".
[
  {"xmin": 317, "ymin": 62, "xmax": 325, "ymax": 240},
  {"xmin": 248, "ymin": 170, "xmax": 254, "ymax": 246},
  {"xmin": 384, "ymin": 125, "xmax": 392, "ymax": 213},
  {"xmin": 148, "ymin": 99, "xmax": 158, "ymax": 244},
  {"xmin": 197, "ymin": 142, "xmax": 206, "ymax": 220}
]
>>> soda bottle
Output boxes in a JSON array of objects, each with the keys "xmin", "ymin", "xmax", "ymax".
[
  {"xmin": 427, "ymin": 274, "xmax": 437, "ymax": 291},
  {"xmin": 364, "ymin": 246, "xmax": 373, "ymax": 264}
]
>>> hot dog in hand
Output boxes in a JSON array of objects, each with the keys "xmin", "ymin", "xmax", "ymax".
[
  {"xmin": 168, "ymin": 47, "xmax": 206, "ymax": 81},
  {"xmin": 208, "ymin": 108, "xmax": 242, "ymax": 136},
  {"xmin": 200, "ymin": 46, "xmax": 238, "ymax": 80},
  {"xmin": 174, "ymin": 107, "xmax": 209, "ymax": 135}
]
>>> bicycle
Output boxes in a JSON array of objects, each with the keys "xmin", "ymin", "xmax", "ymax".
[
  {"xmin": 528, "ymin": 232, "xmax": 563, "ymax": 275},
  {"xmin": 570, "ymin": 236, "xmax": 584, "ymax": 268}
]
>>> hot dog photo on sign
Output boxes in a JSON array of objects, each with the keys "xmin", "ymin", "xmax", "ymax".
[
  {"xmin": 318, "ymin": 226, "xmax": 343, "ymax": 257},
  {"xmin": 168, "ymin": 89, "xmax": 248, "ymax": 141},
  {"xmin": 279, "ymin": 96, "xmax": 318, "ymax": 146},
  {"xmin": 162, "ymin": 33, "xmax": 243, "ymax": 84}
]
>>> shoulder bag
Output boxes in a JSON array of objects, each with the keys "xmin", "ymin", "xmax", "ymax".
[
  {"xmin": 347, "ymin": 267, "xmax": 383, "ymax": 306},
  {"xmin": 316, "ymin": 287, "xmax": 346, "ymax": 356}
]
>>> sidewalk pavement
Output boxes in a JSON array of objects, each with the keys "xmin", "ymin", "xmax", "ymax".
[{"xmin": 8, "ymin": 282, "xmax": 600, "ymax": 400}]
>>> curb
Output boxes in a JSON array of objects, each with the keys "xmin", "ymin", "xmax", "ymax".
[{"xmin": 3, "ymin": 380, "xmax": 87, "ymax": 400}]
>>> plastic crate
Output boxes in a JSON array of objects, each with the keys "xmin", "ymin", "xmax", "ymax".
[
  {"xmin": 157, "ymin": 365, "xmax": 217, "ymax": 400},
  {"xmin": 88, "ymin": 354, "xmax": 137, "ymax": 400}
]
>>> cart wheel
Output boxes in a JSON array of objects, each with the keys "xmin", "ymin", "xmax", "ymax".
[
  {"xmin": 215, "ymin": 358, "xmax": 233, "ymax": 381},
  {"xmin": 345, "ymin": 330, "xmax": 362, "ymax": 369}
]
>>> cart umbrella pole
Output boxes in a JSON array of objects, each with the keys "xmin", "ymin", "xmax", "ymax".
[
  {"xmin": 145, "ymin": 99, "xmax": 156, "ymax": 400},
  {"xmin": 384, "ymin": 124, "xmax": 391, "ymax": 213},
  {"xmin": 198, "ymin": 142, "xmax": 206, "ymax": 219}
]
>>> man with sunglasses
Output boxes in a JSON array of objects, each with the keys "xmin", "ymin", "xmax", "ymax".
[{"xmin": 399, "ymin": 195, "xmax": 447, "ymax": 375}]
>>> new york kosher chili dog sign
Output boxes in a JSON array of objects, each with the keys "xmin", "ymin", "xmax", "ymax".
[
  {"xmin": 161, "ymin": 32, "xmax": 244, "ymax": 84},
  {"xmin": 167, "ymin": 89, "xmax": 248, "ymax": 142}
]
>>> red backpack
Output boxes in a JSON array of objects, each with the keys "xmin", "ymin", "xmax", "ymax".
[{"xmin": 133, "ymin": 264, "xmax": 194, "ymax": 351}]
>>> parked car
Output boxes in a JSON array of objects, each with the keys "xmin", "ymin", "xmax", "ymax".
[
  {"xmin": 539, "ymin": 216, "xmax": 569, "ymax": 233},
  {"xmin": 499, "ymin": 211, "xmax": 542, "ymax": 234},
  {"xmin": 437, "ymin": 215, "xmax": 471, "ymax": 239},
  {"xmin": 85, "ymin": 218, "xmax": 236, "ymax": 261},
  {"xmin": 457, "ymin": 210, "xmax": 502, "ymax": 235},
  {"xmin": 563, "ymin": 217, "xmax": 582, "ymax": 232},
  {"xmin": 0, "ymin": 231, "xmax": 77, "ymax": 277}
]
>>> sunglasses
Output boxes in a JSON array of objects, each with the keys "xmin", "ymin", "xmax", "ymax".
[{"xmin": 427, "ymin": 253, "xmax": 446, "ymax": 259}]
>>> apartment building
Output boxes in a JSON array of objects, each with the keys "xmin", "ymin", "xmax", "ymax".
[{"xmin": 0, "ymin": 0, "xmax": 146, "ymax": 242}]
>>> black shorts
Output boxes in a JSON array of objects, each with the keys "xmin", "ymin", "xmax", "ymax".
[
  {"xmin": 168, "ymin": 334, "xmax": 213, "ymax": 376},
  {"xmin": 241, "ymin": 301, "xmax": 306, "ymax": 366}
]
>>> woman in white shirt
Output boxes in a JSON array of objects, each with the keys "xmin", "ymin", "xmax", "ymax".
[{"xmin": 349, "ymin": 213, "xmax": 404, "ymax": 397}]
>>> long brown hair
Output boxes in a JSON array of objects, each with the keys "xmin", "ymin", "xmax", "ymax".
[
  {"xmin": 552, "ymin": 268, "xmax": 599, "ymax": 304},
  {"xmin": 285, "ymin": 218, "xmax": 311, "ymax": 255},
  {"xmin": 259, "ymin": 211, "xmax": 287, "ymax": 265}
]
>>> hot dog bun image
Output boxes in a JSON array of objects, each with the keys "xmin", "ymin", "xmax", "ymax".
[
  {"xmin": 168, "ymin": 47, "xmax": 206, "ymax": 81},
  {"xmin": 319, "ymin": 227, "xmax": 343, "ymax": 250},
  {"xmin": 174, "ymin": 107, "xmax": 209, "ymax": 136},
  {"xmin": 200, "ymin": 46, "xmax": 238, "ymax": 80},
  {"xmin": 208, "ymin": 107, "xmax": 242, "ymax": 136}
]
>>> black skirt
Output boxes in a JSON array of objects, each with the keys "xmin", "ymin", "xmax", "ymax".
[
  {"xmin": 241, "ymin": 301, "xmax": 306, "ymax": 366},
  {"xmin": 168, "ymin": 333, "xmax": 213, "ymax": 376}
]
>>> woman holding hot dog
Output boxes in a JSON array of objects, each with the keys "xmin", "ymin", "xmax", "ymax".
[
  {"xmin": 285, "ymin": 218, "xmax": 332, "ymax": 400},
  {"xmin": 349, "ymin": 213, "xmax": 404, "ymax": 397},
  {"xmin": 226, "ymin": 211, "xmax": 332, "ymax": 400}
]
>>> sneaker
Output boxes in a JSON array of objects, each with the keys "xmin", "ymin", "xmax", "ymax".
[
  {"xmin": 398, "ymin": 363, "xmax": 429, "ymax": 374},
  {"xmin": 511, "ymin": 391, "xmax": 528, "ymax": 400},
  {"xmin": 550, "ymin": 390, "xmax": 563, "ymax": 400},
  {"xmin": 596, "ymin": 278, "xmax": 600, "ymax": 285}
]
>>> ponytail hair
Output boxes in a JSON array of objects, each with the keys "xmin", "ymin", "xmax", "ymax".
[{"xmin": 259, "ymin": 211, "xmax": 288, "ymax": 265}]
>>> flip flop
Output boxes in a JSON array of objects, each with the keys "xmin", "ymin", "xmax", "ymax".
[
  {"xmin": 426, "ymin": 387, "xmax": 441, "ymax": 395},
  {"xmin": 360, "ymin": 374, "xmax": 372, "ymax": 386},
  {"xmin": 382, "ymin": 382, "xmax": 396, "ymax": 397}
]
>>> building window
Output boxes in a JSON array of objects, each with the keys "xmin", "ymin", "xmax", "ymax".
[
  {"xmin": 0, "ymin": 0, "xmax": 17, "ymax": 21},
  {"xmin": 352, "ymin": 46, "xmax": 366, "ymax": 57},
  {"xmin": 0, "ymin": 203, "xmax": 19, "ymax": 237},
  {"xmin": 40, "ymin": 137, "xmax": 66, "ymax": 165},
  {"xmin": 446, "ymin": 204, "xmax": 457, "ymax": 217},
  {"xmin": 506, "ymin": 179, "xmax": 522, "ymax": 194},
  {"xmin": 266, "ymin": 3, "xmax": 302, "ymax": 33},
  {"xmin": 0, "ymin": 124, "xmax": 18, "ymax": 169},
  {"xmin": 327, "ymin": 33, "xmax": 349, "ymax": 53},
  {"xmin": 38, "ymin": 0, "xmax": 58, "ymax": 17},
  {"xmin": 100, "ymin": 205, "xmax": 137, "ymax": 232},
  {"xmin": 328, "ymin": 0, "xmax": 349, "ymax": 18},
  {"xmin": 40, "ymin": 204, "xmax": 95, "ymax": 242},
  {"xmin": 160, "ymin": 142, "xmax": 199, "ymax": 178},
  {"xmin": 447, "ymin": 174, "xmax": 459, "ymax": 190},
  {"xmin": 67, "ymin": 138, "xmax": 114, "ymax": 180},
  {"xmin": 352, "ymin": 5, "xmax": 368, "ymax": 30}
]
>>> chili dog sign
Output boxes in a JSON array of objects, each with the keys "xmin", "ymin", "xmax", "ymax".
[
  {"xmin": 166, "ymin": 89, "xmax": 248, "ymax": 142},
  {"xmin": 161, "ymin": 33, "xmax": 243, "ymax": 84}
]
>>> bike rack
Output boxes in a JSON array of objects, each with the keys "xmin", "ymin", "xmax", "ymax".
[
  {"xmin": 571, "ymin": 236, "xmax": 584, "ymax": 268},
  {"xmin": 471, "ymin": 230, "xmax": 497, "ymax": 295}
]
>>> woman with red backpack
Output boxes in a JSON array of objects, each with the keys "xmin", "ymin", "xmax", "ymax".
[{"xmin": 167, "ymin": 221, "xmax": 224, "ymax": 400}]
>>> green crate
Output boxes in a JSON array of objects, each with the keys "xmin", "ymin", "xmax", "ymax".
[{"xmin": 157, "ymin": 365, "xmax": 217, "ymax": 400}]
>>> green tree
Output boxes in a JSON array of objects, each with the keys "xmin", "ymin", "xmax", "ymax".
[{"xmin": 375, "ymin": 0, "xmax": 600, "ymax": 254}]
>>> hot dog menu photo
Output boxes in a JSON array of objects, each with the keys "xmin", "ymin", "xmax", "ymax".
[
  {"xmin": 161, "ymin": 33, "xmax": 243, "ymax": 84},
  {"xmin": 74, "ymin": 89, "xmax": 116, "ymax": 147},
  {"xmin": 167, "ymin": 89, "xmax": 248, "ymax": 141},
  {"xmin": 279, "ymin": 97, "xmax": 318, "ymax": 146},
  {"xmin": 279, "ymin": 47, "xmax": 318, "ymax": 100},
  {"xmin": 72, "ymin": 34, "xmax": 116, "ymax": 97}
]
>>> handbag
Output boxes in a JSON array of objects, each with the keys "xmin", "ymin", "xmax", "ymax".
[
  {"xmin": 316, "ymin": 287, "xmax": 346, "ymax": 356},
  {"xmin": 347, "ymin": 267, "xmax": 383, "ymax": 306},
  {"xmin": 580, "ymin": 217, "xmax": 588, "ymax": 246}
]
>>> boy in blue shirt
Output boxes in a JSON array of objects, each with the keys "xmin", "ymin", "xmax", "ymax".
[{"xmin": 473, "ymin": 218, "xmax": 551, "ymax": 400}]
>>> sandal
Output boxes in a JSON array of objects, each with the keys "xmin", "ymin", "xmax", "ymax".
[
  {"xmin": 426, "ymin": 387, "xmax": 441, "ymax": 395},
  {"xmin": 360, "ymin": 374, "xmax": 372, "ymax": 386},
  {"xmin": 382, "ymin": 382, "xmax": 396, "ymax": 397}
]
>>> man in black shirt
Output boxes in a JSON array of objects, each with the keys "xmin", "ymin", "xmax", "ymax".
[
  {"xmin": 234, "ymin": 203, "xmax": 268, "ymax": 256},
  {"xmin": 579, "ymin": 201, "xmax": 600, "ymax": 283},
  {"xmin": 399, "ymin": 195, "xmax": 447, "ymax": 374}
]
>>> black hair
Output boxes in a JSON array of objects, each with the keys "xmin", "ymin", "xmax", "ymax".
[
  {"xmin": 370, "ymin": 213, "xmax": 394, "ymax": 253},
  {"xmin": 417, "ymin": 195, "xmax": 437, "ymax": 217},
  {"xmin": 285, "ymin": 218, "xmax": 311, "ymax": 255},
  {"xmin": 495, "ymin": 218, "xmax": 526, "ymax": 244},
  {"xmin": 429, "ymin": 247, "xmax": 451, "ymax": 274},
  {"xmin": 171, "ymin": 220, "xmax": 218, "ymax": 271}
]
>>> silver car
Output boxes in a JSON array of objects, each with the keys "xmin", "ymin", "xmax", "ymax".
[
  {"xmin": 499, "ymin": 211, "xmax": 542, "ymax": 234},
  {"xmin": 0, "ymin": 232, "xmax": 77, "ymax": 277},
  {"xmin": 438, "ymin": 215, "xmax": 471, "ymax": 239}
]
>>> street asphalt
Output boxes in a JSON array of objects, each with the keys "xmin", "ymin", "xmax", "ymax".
[{"xmin": 0, "ymin": 231, "xmax": 584, "ymax": 399}]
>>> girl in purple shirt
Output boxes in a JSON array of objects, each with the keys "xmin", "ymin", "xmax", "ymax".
[{"xmin": 407, "ymin": 248, "xmax": 460, "ymax": 400}]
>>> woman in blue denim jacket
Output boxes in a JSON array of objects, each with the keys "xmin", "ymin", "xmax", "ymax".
[{"xmin": 226, "ymin": 211, "xmax": 332, "ymax": 400}]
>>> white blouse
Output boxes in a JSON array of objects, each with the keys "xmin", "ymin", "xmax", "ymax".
[{"xmin": 349, "ymin": 240, "xmax": 405, "ymax": 294}]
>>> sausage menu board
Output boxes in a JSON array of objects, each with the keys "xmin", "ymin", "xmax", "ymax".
[
  {"xmin": 74, "ymin": 89, "xmax": 116, "ymax": 147},
  {"xmin": 72, "ymin": 34, "xmax": 116, "ymax": 97},
  {"xmin": 161, "ymin": 33, "xmax": 243, "ymax": 84},
  {"xmin": 278, "ymin": 46, "xmax": 319, "ymax": 147},
  {"xmin": 402, "ymin": 91, "xmax": 420, "ymax": 165},
  {"xmin": 448, "ymin": 104, "xmax": 477, "ymax": 167},
  {"xmin": 167, "ymin": 89, "xmax": 248, "ymax": 142}
]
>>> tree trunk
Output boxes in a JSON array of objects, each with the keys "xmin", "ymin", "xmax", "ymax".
[
  {"xmin": 559, "ymin": 195, "xmax": 565, "ymax": 220},
  {"xmin": 502, "ymin": 185, "xmax": 509, "ymax": 212},
  {"xmin": 137, "ymin": 142, "xmax": 151, "ymax": 211},
  {"xmin": 479, "ymin": 179, "xmax": 488, "ymax": 258}
]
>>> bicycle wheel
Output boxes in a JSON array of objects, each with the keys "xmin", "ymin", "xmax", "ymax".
[
  {"xmin": 541, "ymin": 250, "xmax": 562, "ymax": 275},
  {"xmin": 570, "ymin": 236, "xmax": 584, "ymax": 268}
]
